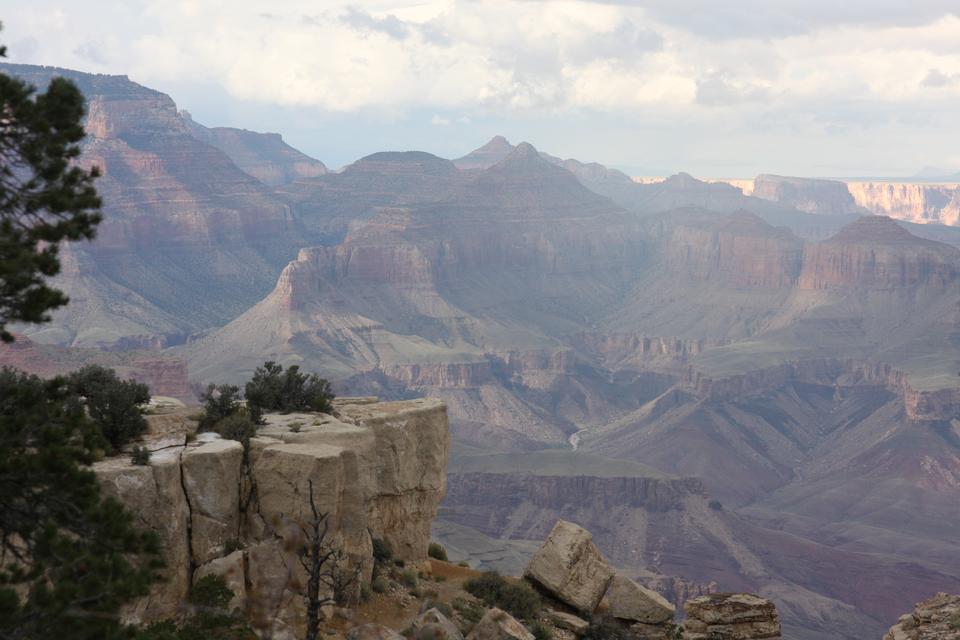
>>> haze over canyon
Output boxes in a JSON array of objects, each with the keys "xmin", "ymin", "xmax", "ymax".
[{"xmin": 2, "ymin": 63, "xmax": 960, "ymax": 640}]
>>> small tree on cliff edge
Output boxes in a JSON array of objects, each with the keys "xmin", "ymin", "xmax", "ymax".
[
  {"xmin": 0, "ymin": 27, "xmax": 103, "ymax": 342},
  {"xmin": 244, "ymin": 361, "xmax": 334, "ymax": 422}
]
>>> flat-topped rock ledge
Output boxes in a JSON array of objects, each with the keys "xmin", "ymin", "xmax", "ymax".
[
  {"xmin": 94, "ymin": 396, "xmax": 449, "ymax": 636},
  {"xmin": 683, "ymin": 593, "xmax": 782, "ymax": 639}
]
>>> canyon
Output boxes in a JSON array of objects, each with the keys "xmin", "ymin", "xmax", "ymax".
[{"xmin": 1, "ymin": 63, "xmax": 958, "ymax": 639}]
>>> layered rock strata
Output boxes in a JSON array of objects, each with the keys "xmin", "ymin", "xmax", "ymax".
[
  {"xmin": 683, "ymin": 593, "xmax": 782, "ymax": 639},
  {"xmin": 93, "ymin": 397, "xmax": 449, "ymax": 633},
  {"xmin": 883, "ymin": 593, "xmax": 960, "ymax": 640}
]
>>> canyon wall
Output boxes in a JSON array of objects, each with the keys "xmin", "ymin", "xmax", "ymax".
[
  {"xmin": 94, "ymin": 397, "xmax": 449, "ymax": 635},
  {"xmin": 682, "ymin": 357, "xmax": 960, "ymax": 421},
  {"xmin": 847, "ymin": 181, "xmax": 960, "ymax": 226}
]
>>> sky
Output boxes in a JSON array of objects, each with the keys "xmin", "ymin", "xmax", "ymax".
[{"xmin": 4, "ymin": 0, "xmax": 960, "ymax": 177}]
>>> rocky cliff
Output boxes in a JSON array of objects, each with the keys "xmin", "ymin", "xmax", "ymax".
[
  {"xmin": 0, "ymin": 334, "xmax": 191, "ymax": 399},
  {"xmin": 797, "ymin": 216, "xmax": 960, "ymax": 290},
  {"xmin": 1, "ymin": 63, "xmax": 319, "ymax": 347},
  {"xmin": 94, "ymin": 397, "xmax": 449, "ymax": 636},
  {"xmin": 752, "ymin": 175, "xmax": 863, "ymax": 216},
  {"xmin": 663, "ymin": 211, "xmax": 804, "ymax": 288},
  {"xmin": 848, "ymin": 181, "xmax": 960, "ymax": 226},
  {"xmin": 184, "ymin": 113, "xmax": 327, "ymax": 186}
]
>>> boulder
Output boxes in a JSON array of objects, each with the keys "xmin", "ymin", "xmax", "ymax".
[
  {"xmin": 882, "ymin": 592, "xmax": 960, "ymax": 640},
  {"xmin": 194, "ymin": 550, "xmax": 246, "ymax": 612},
  {"xmin": 684, "ymin": 593, "xmax": 781, "ymax": 639},
  {"xmin": 347, "ymin": 623, "xmax": 406, "ymax": 640},
  {"xmin": 181, "ymin": 438, "xmax": 243, "ymax": 564},
  {"xmin": 413, "ymin": 607, "xmax": 464, "ymax": 640},
  {"xmin": 524, "ymin": 520, "xmax": 614, "ymax": 614},
  {"xmin": 605, "ymin": 575, "xmax": 675, "ymax": 624},
  {"xmin": 544, "ymin": 609, "xmax": 589, "ymax": 634},
  {"xmin": 466, "ymin": 608, "xmax": 535, "ymax": 640}
]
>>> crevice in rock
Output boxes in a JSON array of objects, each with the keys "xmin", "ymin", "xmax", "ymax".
[{"xmin": 178, "ymin": 447, "xmax": 197, "ymax": 585}]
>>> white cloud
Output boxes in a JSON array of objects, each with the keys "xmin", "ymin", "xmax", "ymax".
[{"xmin": 3, "ymin": 0, "xmax": 960, "ymax": 175}]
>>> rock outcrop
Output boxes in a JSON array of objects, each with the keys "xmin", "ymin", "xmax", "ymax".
[
  {"xmin": 751, "ymin": 175, "xmax": 863, "ymax": 216},
  {"xmin": 93, "ymin": 397, "xmax": 449, "ymax": 632},
  {"xmin": 523, "ymin": 520, "xmax": 615, "ymax": 615},
  {"xmin": 412, "ymin": 608, "xmax": 465, "ymax": 640},
  {"xmin": 883, "ymin": 593, "xmax": 960, "ymax": 640},
  {"xmin": 465, "ymin": 608, "xmax": 535, "ymax": 640},
  {"xmin": 683, "ymin": 593, "xmax": 782, "ymax": 639},
  {"xmin": 605, "ymin": 575, "xmax": 676, "ymax": 624}
]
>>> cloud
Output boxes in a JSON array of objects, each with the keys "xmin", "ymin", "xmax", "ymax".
[
  {"xmin": 340, "ymin": 6, "xmax": 411, "ymax": 40},
  {"xmin": 922, "ymin": 68, "xmax": 960, "ymax": 87},
  {"xmin": 695, "ymin": 70, "xmax": 771, "ymax": 106},
  {"xmin": 3, "ymin": 0, "xmax": 960, "ymax": 171},
  {"xmin": 430, "ymin": 114, "xmax": 450, "ymax": 126},
  {"xmin": 588, "ymin": 0, "xmax": 960, "ymax": 39}
]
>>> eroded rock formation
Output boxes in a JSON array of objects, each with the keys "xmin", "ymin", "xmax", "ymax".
[
  {"xmin": 883, "ymin": 593, "xmax": 960, "ymax": 640},
  {"xmin": 93, "ymin": 397, "xmax": 449, "ymax": 634},
  {"xmin": 683, "ymin": 593, "xmax": 782, "ymax": 639}
]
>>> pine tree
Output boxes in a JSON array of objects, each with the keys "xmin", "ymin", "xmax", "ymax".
[
  {"xmin": 0, "ymin": 368, "xmax": 163, "ymax": 640},
  {"xmin": 0, "ymin": 26, "xmax": 102, "ymax": 342}
]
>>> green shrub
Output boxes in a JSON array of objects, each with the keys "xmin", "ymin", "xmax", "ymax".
[
  {"xmin": 435, "ymin": 575, "xmax": 447, "ymax": 583},
  {"xmin": 434, "ymin": 602, "xmax": 453, "ymax": 618},
  {"xmin": 190, "ymin": 575, "xmax": 233, "ymax": 609},
  {"xmin": 497, "ymin": 582, "xmax": 541, "ymax": 620},
  {"xmin": 530, "ymin": 620, "xmax": 553, "ymax": 640},
  {"xmin": 395, "ymin": 559, "xmax": 406, "ymax": 568},
  {"xmin": 463, "ymin": 572, "xmax": 541, "ymax": 620},
  {"xmin": 244, "ymin": 361, "xmax": 334, "ymax": 421},
  {"xmin": 138, "ymin": 575, "xmax": 251, "ymax": 639},
  {"xmin": 210, "ymin": 411, "xmax": 257, "ymax": 446},
  {"xmin": 198, "ymin": 384, "xmax": 242, "ymax": 432},
  {"xmin": 452, "ymin": 597, "xmax": 485, "ymax": 625},
  {"xmin": 458, "ymin": 560, "xmax": 470, "ymax": 568},
  {"xmin": 289, "ymin": 421, "xmax": 302, "ymax": 433},
  {"xmin": 131, "ymin": 445, "xmax": 151, "ymax": 466},
  {"xmin": 950, "ymin": 612, "xmax": 960, "ymax": 630},
  {"xmin": 372, "ymin": 538, "xmax": 393, "ymax": 564},
  {"xmin": 223, "ymin": 539, "xmax": 242, "ymax": 555},
  {"xmin": 371, "ymin": 576, "xmax": 388, "ymax": 593},
  {"xmin": 360, "ymin": 582, "xmax": 372, "ymax": 602},
  {"xmin": 463, "ymin": 571, "xmax": 506, "ymax": 604},
  {"xmin": 428, "ymin": 542, "xmax": 448, "ymax": 561},
  {"xmin": 69, "ymin": 365, "xmax": 150, "ymax": 452},
  {"xmin": 401, "ymin": 568, "xmax": 418, "ymax": 588}
]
